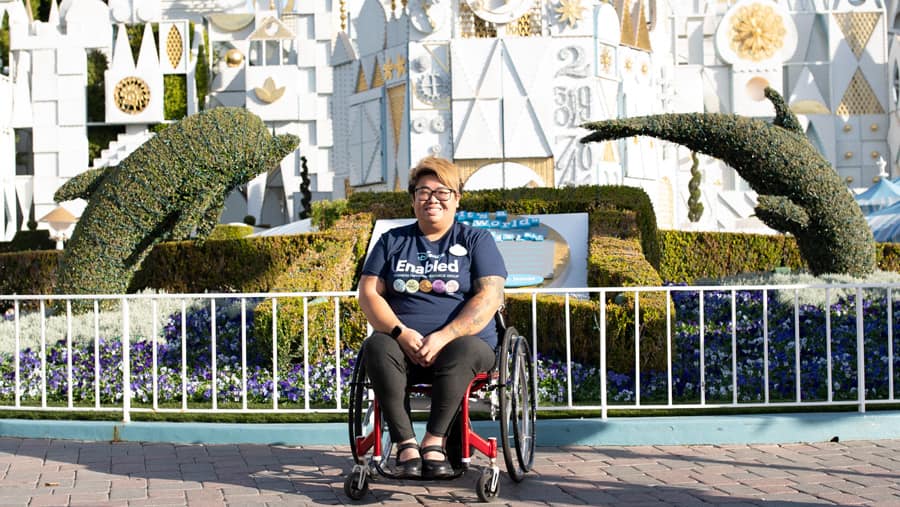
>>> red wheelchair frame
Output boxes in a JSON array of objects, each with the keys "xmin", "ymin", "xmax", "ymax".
[{"xmin": 345, "ymin": 325, "xmax": 536, "ymax": 502}]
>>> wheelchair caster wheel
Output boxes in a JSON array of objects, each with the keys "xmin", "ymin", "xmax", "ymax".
[
  {"xmin": 476, "ymin": 468, "xmax": 500, "ymax": 502},
  {"xmin": 344, "ymin": 467, "xmax": 369, "ymax": 500}
]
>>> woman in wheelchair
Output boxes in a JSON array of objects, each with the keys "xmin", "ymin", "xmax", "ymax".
[{"xmin": 357, "ymin": 156, "xmax": 507, "ymax": 479}]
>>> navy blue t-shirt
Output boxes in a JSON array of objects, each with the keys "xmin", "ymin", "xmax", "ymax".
[{"xmin": 362, "ymin": 221, "xmax": 508, "ymax": 348}]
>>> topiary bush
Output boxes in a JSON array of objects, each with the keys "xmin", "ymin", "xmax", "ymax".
[
  {"xmin": 659, "ymin": 230, "xmax": 805, "ymax": 283},
  {"xmin": 54, "ymin": 107, "xmax": 299, "ymax": 295},
  {"xmin": 687, "ymin": 151, "xmax": 703, "ymax": 222},
  {"xmin": 582, "ymin": 87, "xmax": 876, "ymax": 277}
]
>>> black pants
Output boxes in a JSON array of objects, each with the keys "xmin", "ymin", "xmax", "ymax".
[{"xmin": 364, "ymin": 332, "xmax": 496, "ymax": 442}]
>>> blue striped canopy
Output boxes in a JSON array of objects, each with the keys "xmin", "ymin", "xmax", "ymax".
[
  {"xmin": 855, "ymin": 178, "xmax": 900, "ymax": 215},
  {"xmin": 866, "ymin": 200, "xmax": 900, "ymax": 242}
]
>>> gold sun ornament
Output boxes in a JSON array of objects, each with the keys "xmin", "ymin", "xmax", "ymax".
[
  {"xmin": 729, "ymin": 2, "xmax": 786, "ymax": 61},
  {"xmin": 555, "ymin": 0, "xmax": 586, "ymax": 28},
  {"xmin": 599, "ymin": 48, "xmax": 612, "ymax": 72}
]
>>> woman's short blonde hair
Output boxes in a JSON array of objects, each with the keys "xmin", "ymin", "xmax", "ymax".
[{"xmin": 408, "ymin": 156, "xmax": 463, "ymax": 195}]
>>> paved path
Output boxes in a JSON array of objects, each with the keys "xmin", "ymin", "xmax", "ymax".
[{"xmin": 0, "ymin": 437, "xmax": 898, "ymax": 506}]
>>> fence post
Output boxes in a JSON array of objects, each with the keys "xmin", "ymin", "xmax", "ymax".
[
  {"xmin": 855, "ymin": 288, "xmax": 865, "ymax": 413},
  {"xmin": 122, "ymin": 297, "xmax": 131, "ymax": 423}
]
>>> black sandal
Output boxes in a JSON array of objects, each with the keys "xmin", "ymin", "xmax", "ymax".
[
  {"xmin": 421, "ymin": 445, "xmax": 453, "ymax": 479},
  {"xmin": 395, "ymin": 442, "xmax": 422, "ymax": 478}
]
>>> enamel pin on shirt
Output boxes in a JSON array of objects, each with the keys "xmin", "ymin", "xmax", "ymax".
[{"xmin": 449, "ymin": 244, "xmax": 467, "ymax": 256}]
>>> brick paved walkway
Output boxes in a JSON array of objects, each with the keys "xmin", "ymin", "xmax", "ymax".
[{"xmin": 0, "ymin": 437, "xmax": 897, "ymax": 506}]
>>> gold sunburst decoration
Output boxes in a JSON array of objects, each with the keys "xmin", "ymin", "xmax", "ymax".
[
  {"xmin": 114, "ymin": 76, "xmax": 151, "ymax": 114},
  {"xmin": 599, "ymin": 48, "xmax": 612, "ymax": 73},
  {"xmin": 555, "ymin": 0, "xmax": 586, "ymax": 28},
  {"xmin": 729, "ymin": 3, "xmax": 786, "ymax": 61}
]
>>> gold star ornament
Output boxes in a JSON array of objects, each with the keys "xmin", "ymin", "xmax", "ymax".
[{"xmin": 555, "ymin": 0, "xmax": 586, "ymax": 29}]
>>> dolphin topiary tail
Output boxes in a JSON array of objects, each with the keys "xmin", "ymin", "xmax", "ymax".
[{"xmin": 580, "ymin": 88, "xmax": 875, "ymax": 277}]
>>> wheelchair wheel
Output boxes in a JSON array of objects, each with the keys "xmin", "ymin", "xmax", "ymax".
[
  {"xmin": 476, "ymin": 467, "xmax": 500, "ymax": 501},
  {"xmin": 343, "ymin": 467, "xmax": 369, "ymax": 500},
  {"xmin": 347, "ymin": 345, "xmax": 392, "ymax": 468},
  {"xmin": 499, "ymin": 328, "xmax": 536, "ymax": 482}
]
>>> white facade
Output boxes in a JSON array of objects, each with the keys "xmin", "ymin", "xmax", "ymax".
[{"xmin": 0, "ymin": 0, "xmax": 898, "ymax": 240}]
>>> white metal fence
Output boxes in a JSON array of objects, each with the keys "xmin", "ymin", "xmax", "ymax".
[{"xmin": 0, "ymin": 283, "xmax": 897, "ymax": 421}]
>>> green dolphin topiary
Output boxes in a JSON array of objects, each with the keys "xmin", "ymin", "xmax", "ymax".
[
  {"xmin": 581, "ymin": 88, "xmax": 876, "ymax": 277},
  {"xmin": 55, "ymin": 107, "xmax": 299, "ymax": 294}
]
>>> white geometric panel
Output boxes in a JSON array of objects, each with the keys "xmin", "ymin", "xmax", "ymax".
[
  {"xmin": 245, "ymin": 67, "xmax": 300, "ymax": 121},
  {"xmin": 32, "ymin": 126, "xmax": 59, "ymax": 152},
  {"xmin": 450, "ymin": 38, "xmax": 501, "ymax": 99},
  {"xmin": 62, "ymin": 0, "xmax": 112, "ymax": 49},
  {"xmin": 58, "ymin": 99, "xmax": 85, "ymax": 126},
  {"xmin": 502, "ymin": 38, "xmax": 556, "ymax": 97},
  {"xmin": 790, "ymin": 13, "xmax": 814, "ymax": 62},
  {"xmin": 56, "ymin": 46, "xmax": 86, "ymax": 76},
  {"xmin": 452, "ymin": 98, "xmax": 502, "ymax": 159},
  {"xmin": 787, "ymin": 66, "xmax": 830, "ymax": 115},
  {"xmin": 32, "ymin": 102, "xmax": 57, "ymax": 127},
  {"xmin": 349, "ymin": 98, "xmax": 384, "ymax": 185},
  {"xmin": 354, "ymin": 0, "xmax": 387, "ymax": 57},
  {"xmin": 502, "ymin": 93, "xmax": 551, "ymax": 158}
]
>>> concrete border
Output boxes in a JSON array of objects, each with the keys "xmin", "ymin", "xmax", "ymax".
[{"xmin": 2, "ymin": 411, "xmax": 899, "ymax": 446}]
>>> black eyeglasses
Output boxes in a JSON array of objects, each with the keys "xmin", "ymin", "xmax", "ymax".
[{"xmin": 414, "ymin": 187, "xmax": 456, "ymax": 201}]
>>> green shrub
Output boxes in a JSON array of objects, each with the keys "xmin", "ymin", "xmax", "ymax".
[
  {"xmin": 251, "ymin": 296, "xmax": 368, "ymax": 369},
  {"xmin": 207, "ymin": 224, "xmax": 253, "ymax": 240},
  {"xmin": 658, "ymin": 230, "xmax": 806, "ymax": 283},
  {"xmin": 505, "ymin": 293, "xmax": 667, "ymax": 374},
  {"xmin": 0, "ymin": 230, "xmax": 55, "ymax": 253},
  {"xmin": 132, "ymin": 233, "xmax": 342, "ymax": 293},
  {"xmin": 0, "ymin": 250, "xmax": 61, "ymax": 307},
  {"xmin": 163, "ymin": 74, "xmax": 188, "ymax": 120},
  {"xmin": 250, "ymin": 214, "xmax": 372, "ymax": 366},
  {"xmin": 877, "ymin": 243, "xmax": 900, "ymax": 273}
]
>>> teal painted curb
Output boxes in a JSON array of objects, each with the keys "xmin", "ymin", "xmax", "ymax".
[{"xmin": 1, "ymin": 411, "xmax": 899, "ymax": 446}]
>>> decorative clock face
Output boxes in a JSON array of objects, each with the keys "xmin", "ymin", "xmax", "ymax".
[
  {"xmin": 114, "ymin": 76, "xmax": 151, "ymax": 114},
  {"xmin": 465, "ymin": 0, "xmax": 532, "ymax": 24},
  {"xmin": 410, "ymin": 0, "xmax": 448, "ymax": 33}
]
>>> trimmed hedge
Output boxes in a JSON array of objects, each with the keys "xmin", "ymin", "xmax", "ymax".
[
  {"xmin": 0, "ymin": 250, "xmax": 61, "ymax": 307},
  {"xmin": 207, "ymin": 224, "xmax": 254, "ymax": 240},
  {"xmin": 0, "ymin": 230, "xmax": 55, "ymax": 253},
  {"xmin": 658, "ymin": 230, "xmax": 805, "ymax": 283},
  {"xmin": 132, "ymin": 232, "xmax": 348, "ymax": 293},
  {"xmin": 250, "ymin": 214, "xmax": 373, "ymax": 366},
  {"xmin": 582, "ymin": 87, "xmax": 876, "ymax": 277},
  {"xmin": 54, "ymin": 108, "xmax": 299, "ymax": 295},
  {"xmin": 348, "ymin": 185, "xmax": 661, "ymax": 270},
  {"xmin": 505, "ymin": 293, "xmax": 667, "ymax": 375}
]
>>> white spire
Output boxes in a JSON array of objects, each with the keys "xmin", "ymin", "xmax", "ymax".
[
  {"xmin": 112, "ymin": 23, "xmax": 135, "ymax": 71},
  {"xmin": 136, "ymin": 22, "xmax": 160, "ymax": 73},
  {"xmin": 48, "ymin": 0, "xmax": 60, "ymax": 27}
]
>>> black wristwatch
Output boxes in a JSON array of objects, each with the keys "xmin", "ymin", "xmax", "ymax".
[{"xmin": 390, "ymin": 325, "xmax": 404, "ymax": 339}]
